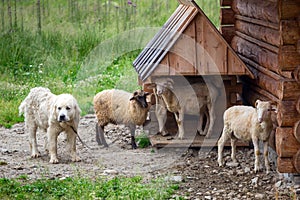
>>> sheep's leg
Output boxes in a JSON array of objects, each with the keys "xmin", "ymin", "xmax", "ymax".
[
  {"xmin": 217, "ymin": 127, "xmax": 230, "ymax": 167},
  {"xmin": 155, "ymin": 96, "xmax": 168, "ymax": 136},
  {"xmin": 197, "ymin": 110, "xmax": 204, "ymax": 135},
  {"xmin": 206, "ymin": 101, "xmax": 216, "ymax": 138},
  {"xmin": 176, "ymin": 111, "xmax": 185, "ymax": 139},
  {"xmin": 203, "ymin": 108, "xmax": 210, "ymax": 136},
  {"xmin": 252, "ymin": 137, "xmax": 260, "ymax": 173},
  {"xmin": 231, "ymin": 138, "xmax": 238, "ymax": 163},
  {"xmin": 96, "ymin": 124, "xmax": 108, "ymax": 147},
  {"xmin": 129, "ymin": 125, "xmax": 137, "ymax": 149},
  {"xmin": 263, "ymin": 140, "xmax": 270, "ymax": 174}
]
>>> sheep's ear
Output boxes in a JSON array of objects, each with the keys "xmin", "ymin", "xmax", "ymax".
[
  {"xmin": 146, "ymin": 83, "xmax": 156, "ymax": 90},
  {"xmin": 129, "ymin": 96, "xmax": 135, "ymax": 101},
  {"xmin": 255, "ymin": 99, "xmax": 260, "ymax": 108}
]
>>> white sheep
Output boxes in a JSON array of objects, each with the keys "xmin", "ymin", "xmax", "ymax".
[
  {"xmin": 217, "ymin": 100, "xmax": 274, "ymax": 174},
  {"xmin": 153, "ymin": 77, "xmax": 218, "ymax": 139},
  {"xmin": 93, "ymin": 89, "xmax": 151, "ymax": 149}
]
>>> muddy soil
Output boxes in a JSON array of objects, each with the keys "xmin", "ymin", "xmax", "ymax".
[{"xmin": 0, "ymin": 115, "xmax": 297, "ymax": 199}]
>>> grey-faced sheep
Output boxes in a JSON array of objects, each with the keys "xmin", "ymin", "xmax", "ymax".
[
  {"xmin": 217, "ymin": 100, "xmax": 274, "ymax": 174},
  {"xmin": 93, "ymin": 89, "xmax": 151, "ymax": 149},
  {"xmin": 153, "ymin": 77, "xmax": 217, "ymax": 139}
]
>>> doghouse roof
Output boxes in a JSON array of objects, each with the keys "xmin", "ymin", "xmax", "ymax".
[{"xmin": 133, "ymin": 0, "xmax": 254, "ymax": 81}]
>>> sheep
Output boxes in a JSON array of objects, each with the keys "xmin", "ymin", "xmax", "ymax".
[
  {"xmin": 153, "ymin": 77, "xmax": 218, "ymax": 139},
  {"xmin": 93, "ymin": 89, "xmax": 151, "ymax": 149},
  {"xmin": 217, "ymin": 100, "xmax": 274, "ymax": 174}
]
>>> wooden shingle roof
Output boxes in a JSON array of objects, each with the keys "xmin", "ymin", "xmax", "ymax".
[{"xmin": 133, "ymin": 0, "xmax": 254, "ymax": 81}]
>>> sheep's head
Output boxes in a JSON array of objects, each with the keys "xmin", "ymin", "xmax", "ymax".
[
  {"xmin": 130, "ymin": 90, "xmax": 150, "ymax": 108},
  {"xmin": 255, "ymin": 100, "xmax": 274, "ymax": 123},
  {"xmin": 154, "ymin": 78, "xmax": 174, "ymax": 96}
]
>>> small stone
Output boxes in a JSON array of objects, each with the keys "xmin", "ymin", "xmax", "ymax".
[
  {"xmin": 254, "ymin": 193, "xmax": 265, "ymax": 199},
  {"xmin": 103, "ymin": 169, "xmax": 119, "ymax": 175},
  {"xmin": 165, "ymin": 175, "xmax": 183, "ymax": 182},
  {"xmin": 226, "ymin": 162, "xmax": 239, "ymax": 167},
  {"xmin": 244, "ymin": 167, "xmax": 251, "ymax": 173},
  {"xmin": 251, "ymin": 177, "xmax": 259, "ymax": 185},
  {"xmin": 275, "ymin": 180, "xmax": 282, "ymax": 188}
]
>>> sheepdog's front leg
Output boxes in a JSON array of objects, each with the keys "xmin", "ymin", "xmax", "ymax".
[
  {"xmin": 47, "ymin": 126, "xmax": 59, "ymax": 164},
  {"xmin": 66, "ymin": 129, "xmax": 81, "ymax": 162}
]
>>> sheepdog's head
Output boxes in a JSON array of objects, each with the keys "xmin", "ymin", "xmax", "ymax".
[
  {"xmin": 52, "ymin": 94, "xmax": 81, "ymax": 123},
  {"xmin": 130, "ymin": 90, "xmax": 150, "ymax": 109}
]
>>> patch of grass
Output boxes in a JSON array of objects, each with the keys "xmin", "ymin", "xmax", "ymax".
[
  {"xmin": 0, "ymin": 176, "xmax": 180, "ymax": 200},
  {"xmin": 136, "ymin": 132, "xmax": 151, "ymax": 148}
]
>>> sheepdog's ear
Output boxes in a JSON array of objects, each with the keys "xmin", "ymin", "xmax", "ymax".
[
  {"xmin": 49, "ymin": 99, "xmax": 58, "ymax": 122},
  {"xmin": 73, "ymin": 101, "xmax": 81, "ymax": 129}
]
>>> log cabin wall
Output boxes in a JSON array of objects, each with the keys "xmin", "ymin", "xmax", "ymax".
[{"xmin": 222, "ymin": 0, "xmax": 300, "ymax": 173}]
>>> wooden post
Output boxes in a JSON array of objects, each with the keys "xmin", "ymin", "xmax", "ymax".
[{"xmin": 277, "ymin": 157, "xmax": 297, "ymax": 173}]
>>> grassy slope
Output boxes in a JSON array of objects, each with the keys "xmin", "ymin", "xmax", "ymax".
[{"xmin": 0, "ymin": 0, "xmax": 219, "ymax": 128}]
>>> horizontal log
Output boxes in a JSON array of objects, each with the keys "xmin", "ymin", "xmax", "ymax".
[
  {"xmin": 293, "ymin": 149, "xmax": 300, "ymax": 173},
  {"xmin": 233, "ymin": 37, "xmax": 299, "ymax": 77},
  {"xmin": 235, "ymin": 20, "xmax": 280, "ymax": 47},
  {"xmin": 280, "ymin": 20, "xmax": 300, "ymax": 45},
  {"xmin": 277, "ymin": 157, "xmax": 297, "ymax": 173},
  {"xmin": 276, "ymin": 127, "xmax": 300, "ymax": 158},
  {"xmin": 279, "ymin": 45, "xmax": 300, "ymax": 71},
  {"xmin": 235, "ymin": 31, "xmax": 278, "ymax": 53},
  {"xmin": 220, "ymin": 25, "xmax": 235, "ymax": 44},
  {"xmin": 294, "ymin": 120, "xmax": 300, "ymax": 143},
  {"xmin": 220, "ymin": 8, "xmax": 235, "ymax": 25},
  {"xmin": 242, "ymin": 83, "xmax": 300, "ymax": 127},
  {"xmin": 220, "ymin": 0, "xmax": 232, "ymax": 7},
  {"xmin": 293, "ymin": 65, "xmax": 300, "ymax": 82},
  {"xmin": 239, "ymin": 56, "xmax": 300, "ymax": 101},
  {"xmin": 232, "ymin": 0, "xmax": 279, "ymax": 24},
  {"xmin": 277, "ymin": 101, "xmax": 300, "ymax": 127},
  {"xmin": 235, "ymin": 15, "xmax": 278, "ymax": 30},
  {"xmin": 232, "ymin": 36, "xmax": 279, "ymax": 73},
  {"xmin": 279, "ymin": 0, "xmax": 300, "ymax": 20}
]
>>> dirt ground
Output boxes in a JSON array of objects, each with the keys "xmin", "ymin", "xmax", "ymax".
[{"xmin": 0, "ymin": 114, "xmax": 298, "ymax": 199}]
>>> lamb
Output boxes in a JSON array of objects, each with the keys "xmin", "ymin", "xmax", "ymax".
[
  {"xmin": 217, "ymin": 100, "xmax": 274, "ymax": 174},
  {"xmin": 153, "ymin": 77, "xmax": 218, "ymax": 139},
  {"xmin": 93, "ymin": 89, "xmax": 151, "ymax": 149}
]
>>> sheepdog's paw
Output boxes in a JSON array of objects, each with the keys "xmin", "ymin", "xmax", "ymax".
[
  {"xmin": 31, "ymin": 152, "xmax": 41, "ymax": 158},
  {"xmin": 71, "ymin": 156, "xmax": 81, "ymax": 162},
  {"xmin": 49, "ymin": 157, "xmax": 59, "ymax": 164}
]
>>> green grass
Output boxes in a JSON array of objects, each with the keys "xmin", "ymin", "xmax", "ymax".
[
  {"xmin": 0, "ymin": 175, "xmax": 180, "ymax": 200},
  {"xmin": 0, "ymin": 0, "xmax": 220, "ymax": 128}
]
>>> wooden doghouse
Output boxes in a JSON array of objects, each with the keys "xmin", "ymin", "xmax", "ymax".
[
  {"xmin": 133, "ymin": 0, "xmax": 254, "ymax": 147},
  {"xmin": 219, "ymin": 0, "xmax": 300, "ymax": 173}
]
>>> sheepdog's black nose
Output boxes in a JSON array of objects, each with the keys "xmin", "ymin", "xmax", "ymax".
[{"xmin": 59, "ymin": 114, "xmax": 66, "ymax": 122}]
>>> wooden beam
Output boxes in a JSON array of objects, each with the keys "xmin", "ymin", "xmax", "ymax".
[
  {"xmin": 277, "ymin": 157, "xmax": 297, "ymax": 173},
  {"xmin": 220, "ymin": 0, "xmax": 232, "ymax": 7},
  {"xmin": 232, "ymin": 0, "xmax": 279, "ymax": 24},
  {"xmin": 278, "ymin": 0, "xmax": 300, "ymax": 20},
  {"xmin": 220, "ymin": 8, "xmax": 235, "ymax": 25},
  {"xmin": 276, "ymin": 127, "xmax": 300, "ymax": 158}
]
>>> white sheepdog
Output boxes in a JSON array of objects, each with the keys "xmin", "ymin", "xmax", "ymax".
[{"xmin": 19, "ymin": 87, "xmax": 81, "ymax": 164}]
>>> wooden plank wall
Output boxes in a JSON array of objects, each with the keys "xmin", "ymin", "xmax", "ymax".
[{"xmin": 223, "ymin": 0, "xmax": 300, "ymax": 173}]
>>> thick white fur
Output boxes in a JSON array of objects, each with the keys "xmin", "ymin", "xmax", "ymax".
[
  {"xmin": 19, "ymin": 87, "xmax": 81, "ymax": 164},
  {"xmin": 217, "ymin": 100, "xmax": 273, "ymax": 174}
]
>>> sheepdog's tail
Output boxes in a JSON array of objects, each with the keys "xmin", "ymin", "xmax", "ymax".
[{"xmin": 18, "ymin": 99, "xmax": 26, "ymax": 117}]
